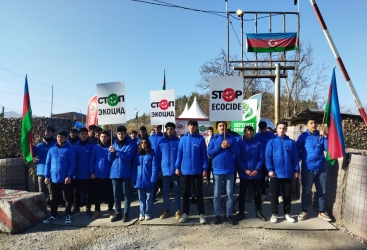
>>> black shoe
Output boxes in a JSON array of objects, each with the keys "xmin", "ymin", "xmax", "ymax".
[
  {"xmin": 214, "ymin": 215, "xmax": 221, "ymax": 225},
  {"xmin": 226, "ymin": 215, "xmax": 235, "ymax": 225},
  {"xmin": 123, "ymin": 213, "xmax": 129, "ymax": 222},
  {"xmin": 86, "ymin": 209, "xmax": 92, "ymax": 218},
  {"xmin": 190, "ymin": 196, "xmax": 196, "ymax": 204},
  {"xmin": 235, "ymin": 213, "xmax": 245, "ymax": 221},
  {"xmin": 110, "ymin": 214, "xmax": 122, "ymax": 222},
  {"xmin": 256, "ymin": 211, "xmax": 266, "ymax": 221}
]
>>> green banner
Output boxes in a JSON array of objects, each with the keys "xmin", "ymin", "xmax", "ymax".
[{"xmin": 231, "ymin": 99, "xmax": 257, "ymax": 136}]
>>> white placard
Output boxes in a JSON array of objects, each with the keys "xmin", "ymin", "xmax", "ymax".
[
  {"xmin": 96, "ymin": 81, "xmax": 126, "ymax": 125},
  {"xmin": 150, "ymin": 89, "xmax": 175, "ymax": 125},
  {"xmin": 209, "ymin": 76, "xmax": 243, "ymax": 121}
]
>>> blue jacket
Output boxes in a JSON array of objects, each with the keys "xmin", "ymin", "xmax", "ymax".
[
  {"xmin": 73, "ymin": 140, "xmax": 95, "ymax": 179},
  {"xmin": 34, "ymin": 138, "xmax": 57, "ymax": 176},
  {"xmin": 149, "ymin": 132, "xmax": 163, "ymax": 152},
  {"xmin": 133, "ymin": 150, "xmax": 158, "ymax": 189},
  {"xmin": 255, "ymin": 131, "xmax": 275, "ymax": 150},
  {"xmin": 175, "ymin": 132, "xmax": 208, "ymax": 175},
  {"xmin": 156, "ymin": 136, "xmax": 180, "ymax": 176},
  {"xmin": 237, "ymin": 137, "xmax": 264, "ymax": 179},
  {"xmin": 296, "ymin": 130, "xmax": 328, "ymax": 171},
  {"xmin": 208, "ymin": 132, "xmax": 240, "ymax": 175},
  {"xmin": 265, "ymin": 135, "xmax": 300, "ymax": 179},
  {"xmin": 44, "ymin": 143, "xmax": 76, "ymax": 183},
  {"xmin": 90, "ymin": 143, "xmax": 112, "ymax": 179},
  {"xmin": 108, "ymin": 137, "xmax": 136, "ymax": 179}
]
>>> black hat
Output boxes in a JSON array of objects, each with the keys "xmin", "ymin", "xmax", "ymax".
[
  {"xmin": 45, "ymin": 126, "xmax": 56, "ymax": 133},
  {"xmin": 57, "ymin": 131, "xmax": 67, "ymax": 137}
]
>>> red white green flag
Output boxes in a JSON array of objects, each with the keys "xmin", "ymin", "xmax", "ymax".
[
  {"xmin": 246, "ymin": 32, "xmax": 298, "ymax": 53},
  {"xmin": 21, "ymin": 75, "xmax": 33, "ymax": 162}
]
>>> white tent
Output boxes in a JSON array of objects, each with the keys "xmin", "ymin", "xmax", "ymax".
[{"xmin": 178, "ymin": 97, "xmax": 208, "ymax": 119}]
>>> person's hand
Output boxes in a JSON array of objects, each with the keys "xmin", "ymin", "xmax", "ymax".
[
  {"xmin": 268, "ymin": 171, "xmax": 276, "ymax": 178},
  {"xmin": 44, "ymin": 178, "xmax": 50, "ymax": 185},
  {"xmin": 320, "ymin": 130, "xmax": 328, "ymax": 138},
  {"xmin": 91, "ymin": 174, "xmax": 96, "ymax": 179},
  {"xmin": 294, "ymin": 173, "xmax": 299, "ymax": 179},
  {"xmin": 221, "ymin": 140, "xmax": 230, "ymax": 149},
  {"xmin": 109, "ymin": 146, "xmax": 116, "ymax": 153},
  {"xmin": 65, "ymin": 177, "xmax": 71, "ymax": 184},
  {"xmin": 202, "ymin": 171, "xmax": 207, "ymax": 177},
  {"xmin": 245, "ymin": 169, "xmax": 251, "ymax": 176},
  {"xmin": 175, "ymin": 169, "xmax": 181, "ymax": 177},
  {"xmin": 250, "ymin": 170, "xmax": 259, "ymax": 177}
]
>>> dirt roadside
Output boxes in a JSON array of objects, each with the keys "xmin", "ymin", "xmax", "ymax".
[{"xmin": 1, "ymin": 220, "xmax": 366, "ymax": 250}]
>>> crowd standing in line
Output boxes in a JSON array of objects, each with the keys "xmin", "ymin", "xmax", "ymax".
[{"xmin": 38, "ymin": 119, "xmax": 332, "ymax": 224}]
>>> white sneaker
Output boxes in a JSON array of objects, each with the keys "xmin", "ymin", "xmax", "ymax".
[
  {"xmin": 139, "ymin": 215, "xmax": 145, "ymax": 221},
  {"xmin": 285, "ymin": 214, "xmax": 295, "ymax": 223},
  {"xmin": 65, "ymin": 215, "xmax": 72, "ymax": 224},
  {"xmin": 179, "ymin": 213, "xmax": 188, "ymax": 223},
  {"xmin": 43, "ymin": 215, "xmax": 57, "ymax": 224},
  {"xmin": 278, "ymin": 196, "xmax": 283, "ymax": 203},
  {"xmin": 270, "ymin": 214, "xmax": 278, "ymax": 223},
  {"xmin": 145, "ymin": 215, "xmax": 151, "ymax": 221},
  {"xmin": 199, "ymin": 214, "xmax": 206, "ymax": 224}
]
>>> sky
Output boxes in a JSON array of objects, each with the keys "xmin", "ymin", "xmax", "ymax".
[{"xmin": 1, "ymin": 0, "xmax": 366, "ymax": 122}]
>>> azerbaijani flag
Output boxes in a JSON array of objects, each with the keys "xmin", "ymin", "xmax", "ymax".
[
  {"xmin": 162, "ymin": 70, "xmax": 166, "ymax": 90},
  {"xmin": 246, "ymin": 32, "xmax": 298, "ymax": 53},
  {"xmin": 324, "ymin": 68, "xmax": 346, "ymax": 164},
  {"xmin": 21, "ymin": 75, "xmax": 33, "ymax": 162}
]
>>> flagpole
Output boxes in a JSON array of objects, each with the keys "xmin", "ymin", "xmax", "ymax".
[{"xmin": 310, "ymin": 0, "xmax": 367, "ymax": 127}]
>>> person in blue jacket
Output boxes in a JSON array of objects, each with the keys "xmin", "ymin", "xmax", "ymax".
[
  {"xmin": 236, "ymin": 126, "xmax": 266, "ymax": 221},
  {"xmin": 109, "ymin": 125, "xmax": 136, "ymax": 222},
  {"xmin": 296, "ymin": 119, "xmax": 331, "ymax": 222},
  {"xmin": 66, "ymin": 128, "xmax": 79, "ymax": 146},
  {"xmin": 208, "ymin": 121, "xmax": 240, "ymax": 225},
  {"xmin": 90, "ymin": 130, "xmax": 114, "ymax": 220},
  {"xmin": 43, "ymin": 131, "xmax": 76, "ymax": 224},
  {"xmin": 175, "ymin": 120, "xmax": 208, "ymax": 224},
  {"xmin": 150, "ymin": 125, "xmax": 164, "ymax": 198},
  {"xmin": 156, "ymin": 122, "xmax": 181, "ymax": 220},
  {"xmin": 33, "ymin": 126, "xmax": 57, "ymax": 202},
  {"xmin": 72, "ymin": 127, "xmax": 95, "ymax": 217},
  {"xmin": 132, "ymin": 138, "xmax": 158, "ymax": 221},
  {"xmin": 255, "ymin": 121, "xmax": 275, "ymax": 200},
  {"xmin": 266, "ymin": 121, "xmax": 300, "ymax": 224}
]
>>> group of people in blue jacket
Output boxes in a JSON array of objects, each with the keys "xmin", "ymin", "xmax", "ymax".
[{"xmin": 35, "ymin": 117, "xmax": 332, "ymax": 225}]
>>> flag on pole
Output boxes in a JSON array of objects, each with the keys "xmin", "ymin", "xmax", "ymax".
[
  {"xmin": 246, "ymin": 32, "xmax": 298, "ymax": 53},
  {"xmin": 162, "ymin": 70, "xmax": 166, "ymax": 90},
  {"xmin": 324, "ymin": 68, "xmax": 346, "ymax": 164},
  {"xmin": 21, "ymin": 75, "xmax": 33, "ymax": 162}
]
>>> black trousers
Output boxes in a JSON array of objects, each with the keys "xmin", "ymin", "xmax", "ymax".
[
  {"xmin": 270, "ymin": 178, "xmax": 292, "ymax": 215},
  {"xmin": 260, "ymin": 164, "xmax": 269, "ymax": 195},
  {"xmin": 238, "ymin": 178, "xmax": 262, "ymax": 213},
  {"xmin": 93, "ymin": 178, "xmax": 114, "ymax": 212},
  {"xmin": 207, "ymin": 158, "xmax": 212, "ymax": 182},
  {"xmin": 73, "ymin": 179, "xmax": 92, "ymax": 210},
  {"xmin": 182, "ymin": 174, "xmax": 204, "ymax": 215},
  {"xmin": 50, "ymin": 182, "xmax": 72, "ymax": 217}
]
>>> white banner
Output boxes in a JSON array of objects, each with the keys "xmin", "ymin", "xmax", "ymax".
[
  {"xmin": 150, "ymin": 89, "xmax": 175, "ymax": 125},
  {"xmin": 249, "ymin": 93, "xmax": 262, "ymax": 132},
  {"xmin": 96, "ymin": 81, "xmax": 126, "ymax": 125},
  {"xmin": 209, "ymin": 76, "xmax": 243, "ymax": 121}
]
